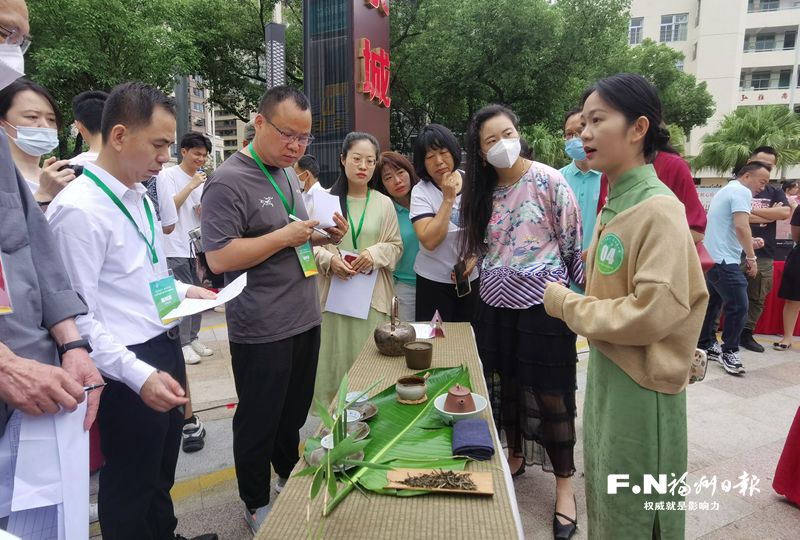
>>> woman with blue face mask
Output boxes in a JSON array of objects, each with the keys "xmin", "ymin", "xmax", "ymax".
[
  {"xmin": 460, "ymin": 104, "xmax": 584, "ymax": 540},
  {"xmin": 0, "ymin": 78, "xmax": 75, "ymax": 205}
]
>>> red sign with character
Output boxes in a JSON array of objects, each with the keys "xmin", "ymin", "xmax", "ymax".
[
  {"xmin": 365, "ymin": 0, "xmax": 389, "ymax": 16},
  {"xmin": 358, "ymin": 37, "xmax": 392, "ymax": 108}
]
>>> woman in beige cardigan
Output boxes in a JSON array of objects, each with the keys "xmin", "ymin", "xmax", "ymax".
[{"xmin": 313, "ymin": 132, "xmax": 402, "ymax": 406}]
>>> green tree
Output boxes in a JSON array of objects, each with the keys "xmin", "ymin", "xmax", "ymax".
[
  {"xmin": 389, "ymin": 0, "xmax": 631, "ymax": 152},
  {"xmin": 620, "ymin": 39, "xmax": 715, "ymax": 136},
  {"xmin": 691, "ymin": 105, "xmax": 800, "ymax": 174},
  {"xmin": 26, "ymin": 0, "xmax": 198, "ymax": 152},
  {"xmin": 521, "ymin": 124, "xmax": 569, "ymax": 169},
  {"xmin": 175, "ymin": 0, "xmax": 303, "ymax": 121}
]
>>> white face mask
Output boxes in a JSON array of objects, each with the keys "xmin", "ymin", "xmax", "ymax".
[
  {"xmin": 4, "ymin": 123, "xmax": 60, "ymax": 156},
  {"xmin": 486, "ymin": 137, "xmax": 521, "ymax": 169},
  {"xmin": 0, "ymin": 44, "xmax": 25, "ymax": 92}
]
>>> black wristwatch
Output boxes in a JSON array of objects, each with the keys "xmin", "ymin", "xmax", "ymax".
[{"xmin": 57, "ymin": 338, "xmax": 92, "ymax": 358}]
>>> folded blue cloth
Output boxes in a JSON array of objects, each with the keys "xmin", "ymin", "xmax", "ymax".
[{"xmin": 452, "ymin": 418, "xmax": 494, "ymax": 461}]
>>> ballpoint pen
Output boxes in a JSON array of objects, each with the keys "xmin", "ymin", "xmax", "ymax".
[
  {"xmin": 84, "ymin": 383, "xmax": 108, "ymax": 392},
  {"xmin": 289, "ymin": 214, "xmax": 331, "ymax": 239}
]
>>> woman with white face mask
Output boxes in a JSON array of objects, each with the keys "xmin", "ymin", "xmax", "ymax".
[
  {"xmin": 460, "ymin": 104, "xmax": 584, "ymax": 540},
  {"xmin": 0, "ymin": 78, "xmax": 75, "ymax": 205}
]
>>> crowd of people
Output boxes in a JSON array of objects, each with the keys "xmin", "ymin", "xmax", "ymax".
[{"xmin": 1, "ymin": 0, "xmax": 798, "ymax": 538}]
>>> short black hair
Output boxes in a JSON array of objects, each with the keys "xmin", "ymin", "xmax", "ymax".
[
  {"xmin": 101, "ymin": 82, "xmax": 176, "ymax": 141},
  {"xmin": 0, "ymin": 78, "xmax": 63, "ymax": 129},
  {"xmin": 296, "ymin": 154, "xmax": 320, "ymax": 178},
  {"xmin": 737, "ymin": 160, "xmax": 771, "ymax": 177},
  {"xmin": 72, "ymin": 90, "xmax": 108, "ymax": 135},
  {"xmin": 562, "ymin": 107, "xmax": 583, "ymax": 130},
  {"xmin": 258, "ymin": 85, "xmax": 310, "ymax": 118},
  {"xmin": 412, "ymin": 124, "xmax": 462, "ymax": 182},
  {"xmin": 751, "ymin": 146, "xmax": 778, "ymax": 159},
  {"xmin": 180, "ymin": 132, "xmax": 211, "ymax": 153}
]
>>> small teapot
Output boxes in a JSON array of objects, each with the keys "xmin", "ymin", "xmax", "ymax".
[
  {"xmin": 443, "ymin": 384, "xmax": 476, "ymax": 413},
  {"xmin": 374, "ymin": 297, "xmax": 416, "ymax": 356}
]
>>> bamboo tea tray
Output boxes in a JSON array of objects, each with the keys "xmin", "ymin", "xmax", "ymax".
[{"xmin": 386, "ymin": 468, "xmax": 494, "ymax": 496}]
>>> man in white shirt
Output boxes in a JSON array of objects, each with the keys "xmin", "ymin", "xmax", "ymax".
[
  {"xmin": 47, "ymin": 82, "xmax": 217, "ymax": 540},
  {"xmin": 294, "ymin": 154, "xmax": 323, "ymax": 210},
  {"xmin": 156, "ymin": 133, "xmax": 213, "ymax": 365},
  {"xmin": 69, "ymin": 90, "xmax": 107, "ymax": 167}
]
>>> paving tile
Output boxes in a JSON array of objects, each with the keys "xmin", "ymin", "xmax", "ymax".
[
  {"xmin": 688, "ymin": 409, "xmax": 787, "ymax": 458},
  {"xmin": 697, "ymin": 499, "xmax": 800, "ymax": 540},
  {"xmin": 704, "ymin": 368, "xmax": 794, "ymax": 399}
]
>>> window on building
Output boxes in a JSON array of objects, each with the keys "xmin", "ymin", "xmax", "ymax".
[
  {"xmin": 191, "ymin": 102, "xmax": 204, "ymax": 113},
  {"xmin": 780, "ymin": 69, "xmax": 792, "ymax": 88},
  {"xmin": 192, "ymin": 87, "xmax": 204, "ymax": 98},
  {"xmin": 675, "ymin": 59, "xmax": 685, "ymax": 71},
  {"xmin": 660, "ymin": 13, "xmax": 688, "ymax": 42},
  {"xmin": 740, "ymin": 71, "xmax": 747, "ymax": 89},
  {"xmin": 629, "ymin": 17, "xmax": 643, "ymax": 45},
  {"xmin": 752, "ymin": 71, "xmax": 772, "ymax": 90},
  {"xmin": 749, "ymin": 0, "xmax": 781, "ymax": 11},
  {"xmin": 785, "ymin": 31, "xmax": 797, "ymax": 50},
  {"xmin": 755, "ymin": 33, "xmax": 776, "ymax": 51}
]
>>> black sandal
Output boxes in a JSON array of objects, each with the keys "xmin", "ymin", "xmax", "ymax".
[{"xmin": 553, "ymin": 495, "xmax": 578, "ymax": 540}]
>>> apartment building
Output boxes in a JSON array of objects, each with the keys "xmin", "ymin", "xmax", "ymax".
[
  {"xmin": 630, "ymin": 0, "xmax": 800, "ymax": 178},
  {"xmin": 213, "ymin": 105, "xmax": 252, "ymax": 161}
]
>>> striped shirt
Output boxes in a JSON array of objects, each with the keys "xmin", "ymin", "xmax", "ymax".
[{"xmin": 480, "ymin": 162, "xmax": 584, "ymax": 308}]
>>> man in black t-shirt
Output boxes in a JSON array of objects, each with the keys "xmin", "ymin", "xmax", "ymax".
[{"xmin": 740, "ymin": 147, "xmax": 792, "ymax": 352}]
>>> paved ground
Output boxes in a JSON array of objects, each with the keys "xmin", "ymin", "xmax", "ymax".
[{"xmin": 90, "ymin": 310, "xmax": 800, "ymax": 539}]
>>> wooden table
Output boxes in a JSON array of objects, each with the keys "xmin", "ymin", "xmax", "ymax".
[{"xmin": 259, "ymin": 323, "xmax": 523, "ymax": 539}]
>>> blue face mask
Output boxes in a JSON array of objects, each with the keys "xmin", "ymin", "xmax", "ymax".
[{"xmin": 564, "ymin": 137, "xmax": 587, "ymax": 161}]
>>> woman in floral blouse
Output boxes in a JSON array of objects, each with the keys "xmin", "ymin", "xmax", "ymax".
[{"xmin": 460, "ymin": 104, "xmax": 584, "ymax": 540}]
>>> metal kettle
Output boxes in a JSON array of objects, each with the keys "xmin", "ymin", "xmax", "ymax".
[{"xmin": 374, "ymin": 297, "xmax": 416, "ymax": 356}]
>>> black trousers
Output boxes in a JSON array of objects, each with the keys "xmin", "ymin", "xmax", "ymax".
[
  {"xmin": 230, "ymin": 325, "xmax": 321, "ymax": 509},
  {"xmin": 98, "ymin": 330, "xmax": 186, "ymax": 540},
  {"xmin": 415, "ymin": 273, "xmax": 479, "ymax": 323}
]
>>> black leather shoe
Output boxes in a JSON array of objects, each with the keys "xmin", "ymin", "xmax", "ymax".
[
  {"xmin": 740, "ymin": 331, "xmax": 764, "ymax": 353},
  {"xmin": 553, "ymin": 495, "xmax": 578, "ymax": 539}
]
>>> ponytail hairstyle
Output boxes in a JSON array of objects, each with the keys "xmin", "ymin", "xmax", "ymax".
[
  {"xmin": 581, "ymin": 73, "xmax": 672, "ymax": 162},
  {"xmin": 459, "ymin": 104, "xmax": 521, "ymax": 261},
  {"xmin": 329, "ymin": 131, "xmax": 380, "ymax": 219}
]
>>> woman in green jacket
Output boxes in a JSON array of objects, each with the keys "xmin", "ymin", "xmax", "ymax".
[{"xmin": 544, "ymin": 73, "xmax": 709, "ymax": 539}]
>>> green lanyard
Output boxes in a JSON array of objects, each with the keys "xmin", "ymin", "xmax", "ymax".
[
  {"xmin": 84, "ymin": 168, "xmax": 158, "ymax": 264},
  {"xmin": 346, "ymin": 189, "xmax": 371, "ymax": 250},
  {"xmin": 249, "ymin": 144, "xmax": 295, "ymax": 216}
]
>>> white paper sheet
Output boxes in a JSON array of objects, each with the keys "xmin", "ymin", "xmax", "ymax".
[
  {"xmin": 54, "ymin": 402, "xmax": 88, "ymax": 540},
  {"xmin": 12, "ymin": 413, "xmax": 61, "ymax": 512},
  {"xmin": 162, "ymin": 272, "xmax": 247, "ymax": 321},
  {"xmin": 410, "ymin": 323, "xmax": 435, "ymax": 339},
  {"xmin": 324, "ymin": 257, "xmax": 379, "ymax": 320},
  {"xmin": 308, "ymin": 190, "xmax": 342, "ymax": 229},
  {"xmin": 0, "ymin": 401, "xmax": 87, "ymax": 540}
]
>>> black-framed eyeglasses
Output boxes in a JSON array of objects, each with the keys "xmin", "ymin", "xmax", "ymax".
[
  {"xmin": 0, "ymin": 23, "xmax": 31, "ymax": 54},
  {"xmin": 265, "ymin": 117, "xmax": 314, "ymax": 146}
]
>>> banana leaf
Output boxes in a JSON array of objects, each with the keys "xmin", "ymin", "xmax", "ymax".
[{"xmin": 305, "ymin": 365, "xmax": 473, "ymax": 515}]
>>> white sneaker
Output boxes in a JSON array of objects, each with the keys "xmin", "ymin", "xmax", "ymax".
[
  {"xmin": 244, "ymin": 504, "xmax": 271, "ymax": 535},
  {"xmin": 182, "ymin": 345, "xmax": 201, "ymax": 365},
  {"xmin": 190, "ymin": 339, "xmax": 213, "ymax": 357}
]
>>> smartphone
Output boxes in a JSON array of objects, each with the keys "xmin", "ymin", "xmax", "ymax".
[
  {"xmin": 57, "ymin": 164, "xmax": 84, "ymax": 177},
  {"xmin": 453, "ymin": 261, "xmax": 471, "ymax": 298}
]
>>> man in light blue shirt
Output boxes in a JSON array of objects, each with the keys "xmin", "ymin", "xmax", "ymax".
[
  {"xmin": 559, "ymin": 108, "xmax": 600, "ymax": 293},
  {"xmin": 559, "ymin": 107, "xmax": 601, "ymax": 251},
  {"xmin": 698, "ymin": 161, "xmax": 770, "ymax": 375}
]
